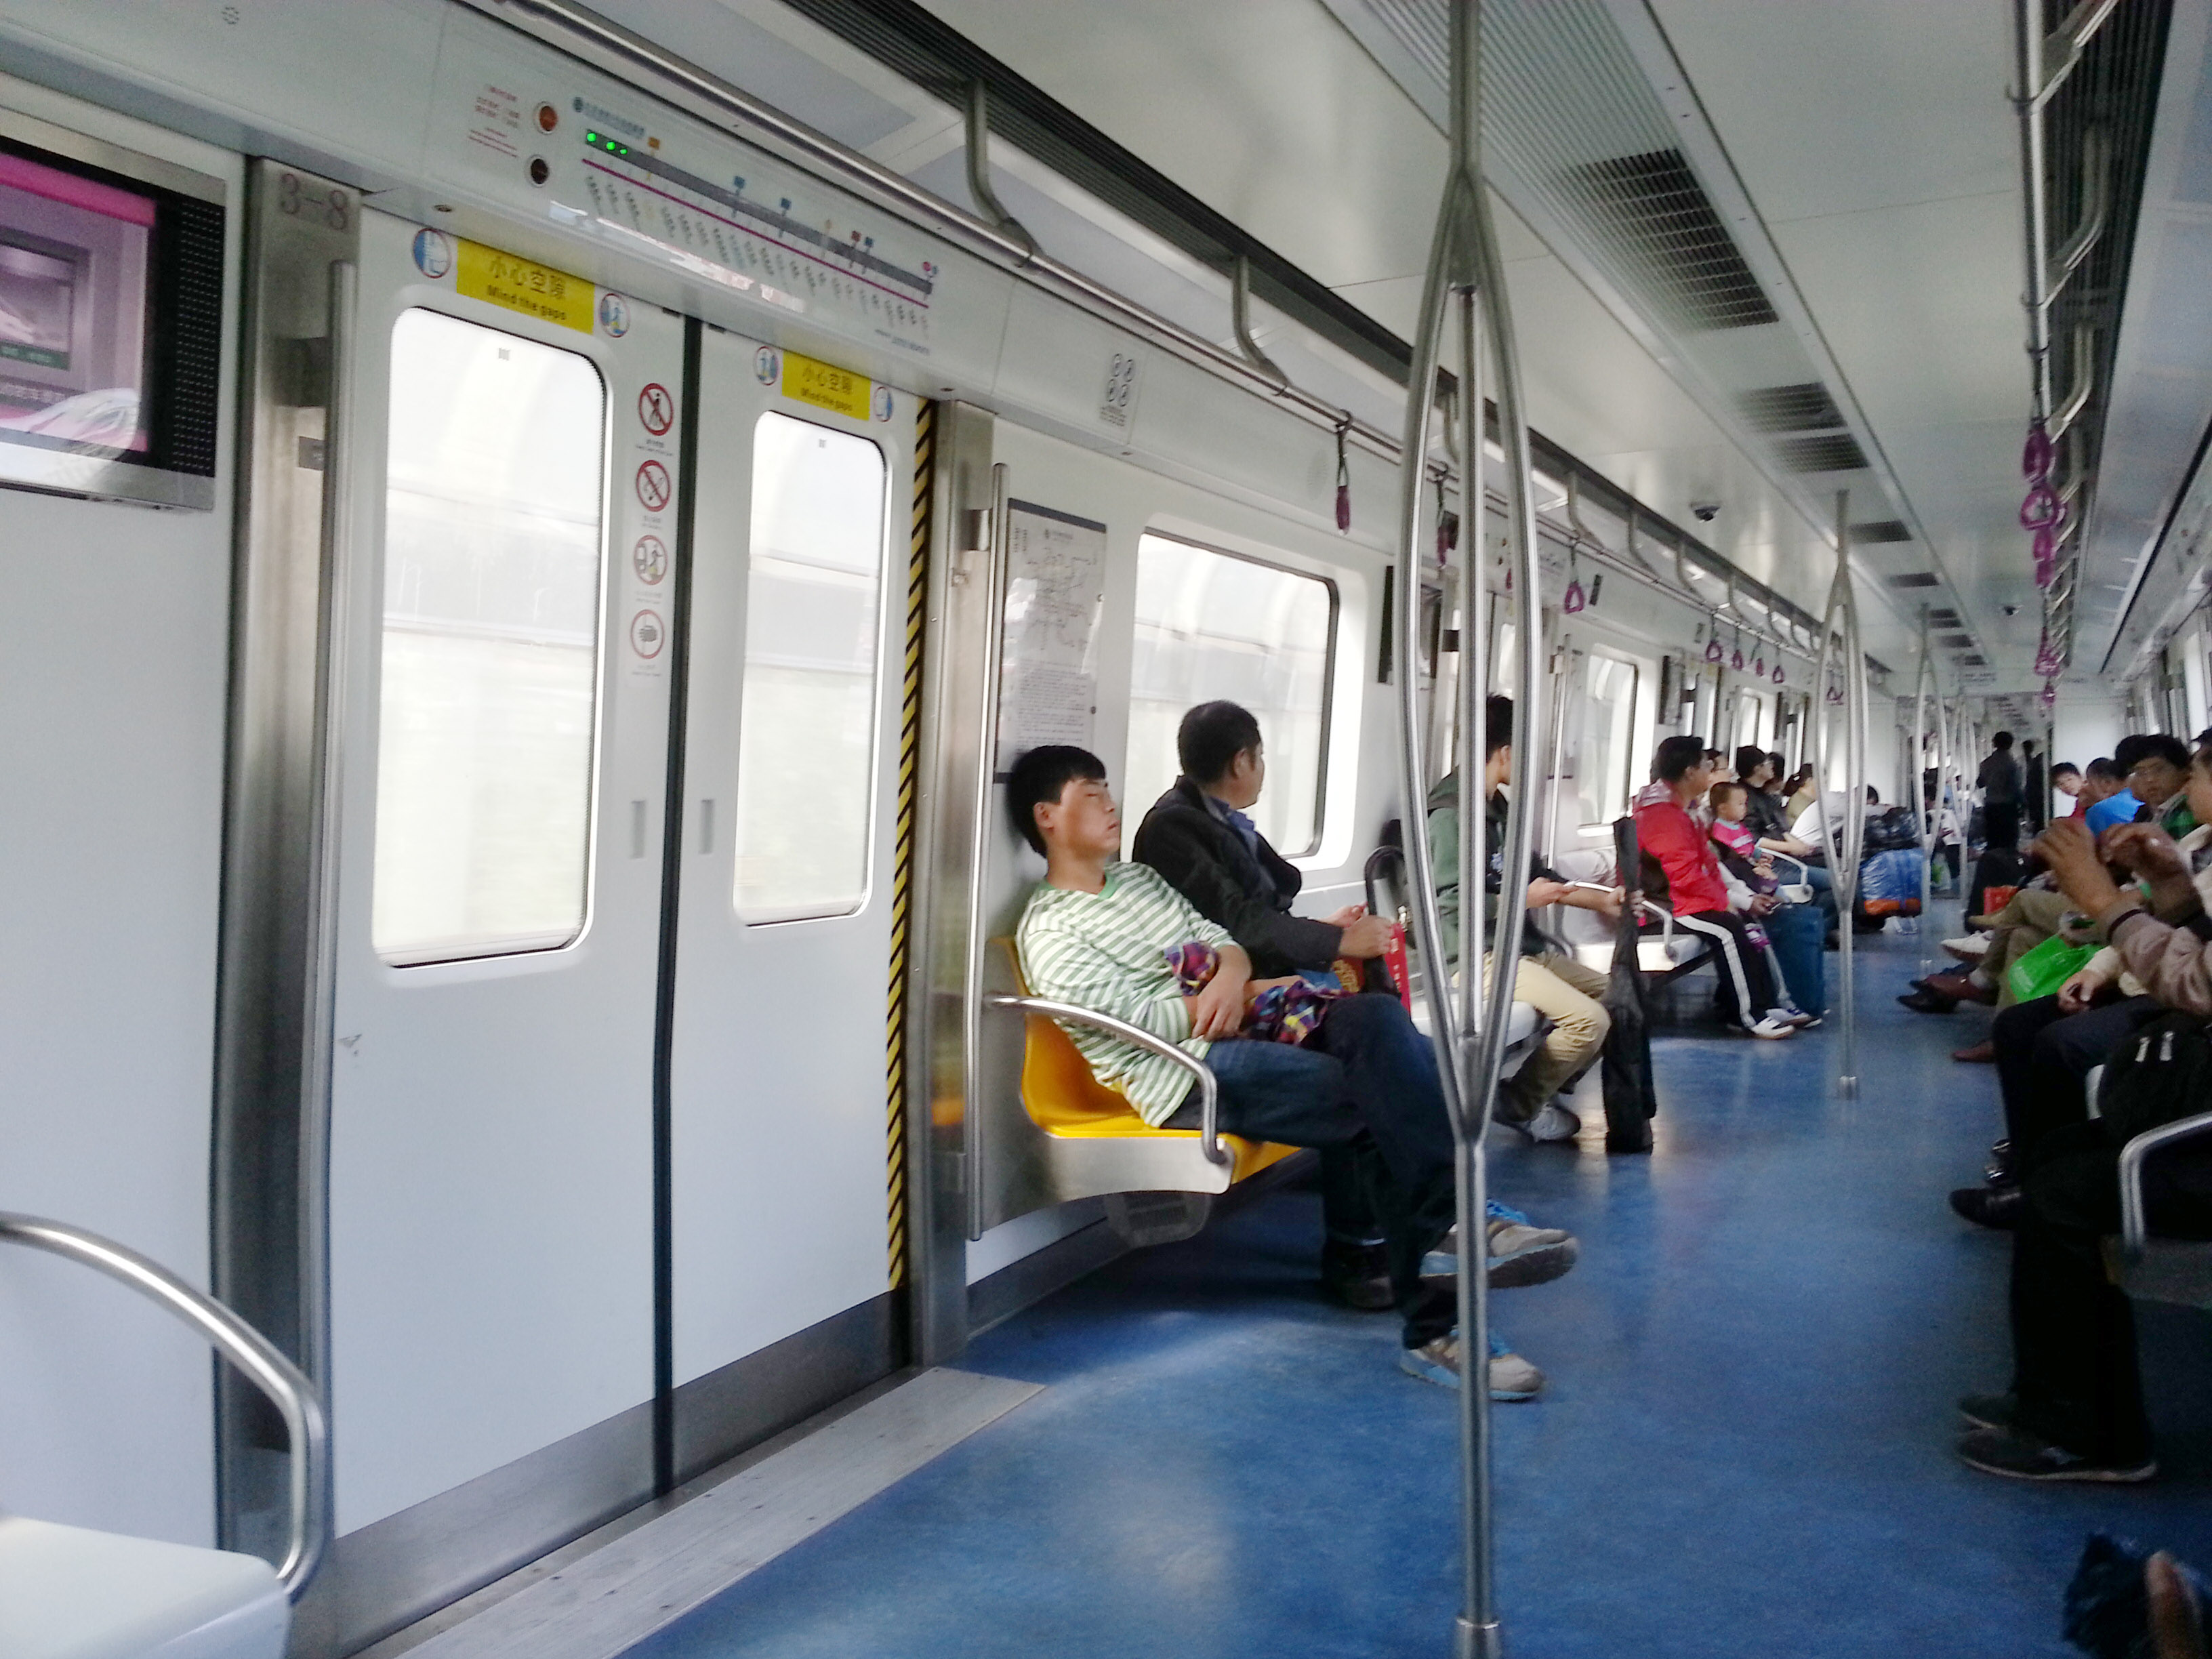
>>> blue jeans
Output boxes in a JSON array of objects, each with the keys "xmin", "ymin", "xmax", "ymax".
[{"xmin": 1168, "ymin": 995, "xmax": 1458, "ymax": 1347}]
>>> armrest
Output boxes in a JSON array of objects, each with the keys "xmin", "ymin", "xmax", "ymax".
[
  {"xmin": 2118, "ymin": 1108, "xmax": 2212, "ymax": 1259},
  {"xmin": 1765, "ymin": 851, "xmax": 1811, "ymax": 884},
  {"xmin": 983, "ymin": 994, "xmax": 1226, "ymax": 1166},
  {"xmin": 1635, "ymin": 897, "xmax": 1677, "ymax": 941}
]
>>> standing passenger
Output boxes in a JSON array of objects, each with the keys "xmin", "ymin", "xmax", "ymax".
[{"xmin": 1978, "ymin": 731, "xmax": 2025, "ymax": 853}]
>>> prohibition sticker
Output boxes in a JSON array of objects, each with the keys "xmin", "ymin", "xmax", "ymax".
[
  {"xmin": 781, "ymin": 350, "xmax": 871, "ymax": 421},
  {"xmin": 632, "ymin": 534, "xmax": 668, "ymax": 585},
  {"xmin": 753, "ymin": 345, "xmax": 780, "ymax": 385},
  {"xmin": 630, "ymin": 609, "xmax": 667, "ymax": 659},
  {"xmin": 634, "ymin": 459, "xmax": 671, "ymax": 512},
  {"xmin": 637, "ymin": 383, "xmax": 674, "ymax": 436},
  {"xmin": 598, "ymin": 291, "xmax": 630, "ymax": 336}
]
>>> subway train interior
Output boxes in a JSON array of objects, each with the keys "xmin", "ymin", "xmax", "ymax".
[{"xmin": 10, "ymin": 0, "xmax": 2212, "ymax": 1655}]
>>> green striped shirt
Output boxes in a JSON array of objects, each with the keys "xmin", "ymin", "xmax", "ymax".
[{"xmin": 1015, "ymin": 861, "xmax": 1236, "ymax": 1125}]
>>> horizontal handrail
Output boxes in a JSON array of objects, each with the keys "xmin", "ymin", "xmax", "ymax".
[
  {"xmin": 2118, "ymin": 1109, "xmax": 2212, "ymax": 1260},
  {"xmin": 983, "ymin": 993, "xmax": 1226, "ymax": 1166},
  {"xmin": 0, "ymin": 1212, "xmax": 327, "ymax": 1597}
]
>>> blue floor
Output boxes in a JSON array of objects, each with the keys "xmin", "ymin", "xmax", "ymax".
[{"xmin": 633, "ymin": 915, "xmax": 2212, "ymax": 1658}]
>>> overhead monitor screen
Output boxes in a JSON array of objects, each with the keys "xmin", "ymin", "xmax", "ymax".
[
  {"xmin": 0, "ymin": 148, "xmax": 153, "ymax": 456},
  {"xmin": 0, "ymin": 114, "xmax": 224, "ymax": 509}
]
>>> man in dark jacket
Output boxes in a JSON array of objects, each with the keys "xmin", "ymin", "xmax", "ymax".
[
  {"xmin": 1131, "ymin": 701, "xmax": 1392, "ymax": 974},
  {"xmin": 1132, "ymin": 700, "xmax": 1576, "ymax": 1313},
  {"xmin": 1978, "ymin": 731, "xmax": 2025, "ymax": 851}
]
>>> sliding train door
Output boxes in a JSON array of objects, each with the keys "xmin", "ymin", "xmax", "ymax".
[
  {"xmin": 321, "ymin": 207, "xmax": 681, "ymax": 1534},
  {"xmin": 665, "ymin": 330, "xmax": 912, "ymax": 1471}
]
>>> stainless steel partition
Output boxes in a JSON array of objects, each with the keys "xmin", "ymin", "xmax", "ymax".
[
  {"xmin": 907, "ymin": 401, "xmax": 1000, "ymax": 1364},
  {"xmin": 211, "ymin": 157, "xmax": 359, "ymax": 1574}
]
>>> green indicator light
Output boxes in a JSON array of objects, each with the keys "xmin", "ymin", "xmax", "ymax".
[{"xmin": 583, "ymin": 129, "xmax": 630, "ymax": 157}]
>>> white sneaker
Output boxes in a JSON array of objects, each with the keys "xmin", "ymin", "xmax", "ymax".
[
  {"xmin": 1525, "ymin": 1101, "xmax": 1582, "ymax": 1142},
  {"xmin": 1943, "ymin": 933, "xmax": 1992, "ymax": 962},
  {"xmin": 1744, "ymin": 1014, "xmax": 1797, "ymax": 1040}
]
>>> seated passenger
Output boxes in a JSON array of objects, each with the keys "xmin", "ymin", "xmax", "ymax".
[
  {"xmin": 1008, "ymin": 743, "xmax": 1545, "ymax": 1398},
  {"xmin": 1951, "ymin": 766, "xmax": 2212, "ymax": 1482},
  {"xmin": 1708, "ymin": 779, "xmax": 1818, "ymax": 1027},
  {"xmin": 1429, "ymin": 695, "xmax": 1620, "ymax": 1140},
  {"xmin": 2051, "ymin": 760, "xmax": 2084, "ymax": 817},
  {"xmin": 2085, "ymin": 736, "xmax": 2169, "ymax": 834},
  {"xmin": 1955, "ymin": 739, "xmax": 2212, "ymax": 1225},
  {"xmin": 1131, "ymin": 699, "xmax": 1574, "ymax": 1307},
  {"xmin": 1635, "ymin": 737, "xmax": 1797, "ymax": 1038}
]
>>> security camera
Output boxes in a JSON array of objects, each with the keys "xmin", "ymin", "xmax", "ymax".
[
  {"xmin": 1689, "ymin": 501, "xmax": 1721, "ymax": 523},
  {"xmin": 2001, "ymin": 602, "xmax": 2020, "ymax": 617}
]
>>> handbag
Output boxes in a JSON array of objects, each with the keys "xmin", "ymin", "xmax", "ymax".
[
  {"xmin": 2096, "ymin": 1010, "xmax": 2212, "ymax": 1147},
  {"xmin": 2006, "ymin": 933, "xmax": 2101, "ymax": 1004}
]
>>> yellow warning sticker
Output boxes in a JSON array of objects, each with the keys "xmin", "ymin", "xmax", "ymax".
[
  {"xmin": 781, "ymin": 350, "xmax": 872, "ymax": 420},
  {"xmin": 456, "ymin": 239, "xmax": 594, "ymax": 333}
]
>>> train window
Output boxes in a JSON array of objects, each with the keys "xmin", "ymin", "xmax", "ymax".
[
  {"xmin": 371, "ymin": 309, "xmax": 607, "ymax": 966},
  {"xmin": 1128, "ymin": 533, "xmax": 1336, "ymax": 856},
  {"xmin": 1733, "ymin": 689, "xmax": 1770, "ymax": 754},
  {"xmin": 1579, "ymin": 651, "xmax": 1640, "ymax": 828},
  {"xmin": 731, "ymin": 411, "xmax": 888, "ymax": 923}
]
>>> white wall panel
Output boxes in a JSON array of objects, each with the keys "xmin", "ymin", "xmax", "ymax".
[{"xmin": 0, "ymin": 79, "xmax": 242, "ymax": 1550}]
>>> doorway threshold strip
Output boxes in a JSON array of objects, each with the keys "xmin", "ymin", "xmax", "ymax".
[{"xmin": 403, "ymin": 1368, "xmax": 1042, "ymax": 1659}]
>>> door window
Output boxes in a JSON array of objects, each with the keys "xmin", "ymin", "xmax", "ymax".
[
  {"xmin": 731, "ymin": 411, "xmax": 888, "ymax": 923},
  {"xmin": 1128, "ymin": 533, "xmax": 1336, "ymax": 856},
  {"xmin": 371, "ymin": 309, "xmax": 607, "ymax": 966},
  {"xmin": 1580, "ymin": 651, "xmax": 1639, "ymax": 829}
]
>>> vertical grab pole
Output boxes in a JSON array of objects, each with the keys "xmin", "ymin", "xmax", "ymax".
[
  {"xmin": 1463, "ymin": 18, "xmax": 1545, "ymax": 1638},
  {"xmin": 1386, "ymin": 4, "xmax": 1534, "ymax": 1653},
  {"xmin": 1912, "ymin": 611, "xmax": 1934, "ymax": 957},
  {"xmin": 1811, "ymin": 492, "xmax": 1861, "ymax": 1095}
]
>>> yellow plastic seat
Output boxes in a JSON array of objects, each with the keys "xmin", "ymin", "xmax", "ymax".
[{"xmin": 998, "ymin": 942, "xmax": 1298, "ymax": 1185}]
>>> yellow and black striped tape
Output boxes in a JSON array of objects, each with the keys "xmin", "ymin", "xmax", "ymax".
[{"xmin": 884, "ymin": 400, "xmax": 935, "ymax": 1289}]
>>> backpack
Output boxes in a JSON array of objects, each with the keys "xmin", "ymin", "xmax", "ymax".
[
  {"xmin": 1862, "ymin": 805, "xmax": 1919, "ymax": 851},
  {"xmin": 2097, "ymin": 1010, "xmax": 2212, "ymax": 1147}
]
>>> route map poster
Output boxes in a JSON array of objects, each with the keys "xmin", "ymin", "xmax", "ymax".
[{"xmin": 994, "ymin": 500, "xmax": 1107, "ymax": 777}]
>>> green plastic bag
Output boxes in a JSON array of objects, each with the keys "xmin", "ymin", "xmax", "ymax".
[{"xmin": 2008, "ymin": 933, "xmax": 2102, "ymax": 1004}]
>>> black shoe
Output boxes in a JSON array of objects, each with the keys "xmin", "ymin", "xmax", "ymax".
[
  {"xmin": 1948, "ymin": 1184, "xmax": 2024, "ymax": 1229},
  {"xmin": 1958, "ymin": 1391, "xmax": 2016, "ymax": 1431},
  {"xmin": 1956, "ymin": 1426, "xmax": 2156, "ymax": 1483},
  {"xmin": 1898, "ymin": 987, "xmax": 1959, "ymax": 1014},
  {"xmin": 1320, "ymin": 1240, "xmax": 1395, "ymax": 1311}
]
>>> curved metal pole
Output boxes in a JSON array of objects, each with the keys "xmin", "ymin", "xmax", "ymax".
[
  {"xmin": 1912, "ymin": 611, "xmax": 1935, "ymax": 942},
  {"xmin": 0, "ymin": 1213, "xmax": 328, "ymax": 1597},
  {"xmin": 1230, "ymin": 253, "xmax": 1290, "ymax": 392},
  {"xmin": 964, "ymin": 81, "xmax": 1036, "ymax": 263},
  {"xmin": 1387, "ymin": 6, "xmax": 1535, "ymax": 1653},
  {"xmin": 1811, "ymin": 492, "xmax": 1863, "ymax": 1095}
]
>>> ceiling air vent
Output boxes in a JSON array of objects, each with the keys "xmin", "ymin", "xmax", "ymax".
[
  {"xmin": 1738, "ymin": 382, "xmax": 1845, "ymax": 433},
  {"xmin": 1959, "ymin": 654, "xmax": 1989, "ymax": 665},
  {"xmin": 1854, "ymin": 520, "xmax": 1912, "ymax": 544},
  {"xmin": 1885, "ymin": 571, "xmax": 1940, "ymax": 588},
  {"xmin": 1939, "ymin": 634, "xmax": 1975, "ymax": 648},
  {"xmin": 1776, "ymin": 433, "xmax": 1870, "ymax": 474},
  {"xmin": 1928, "ymin": 608, "xmax": 1961, "ymax": 625},
  {"xmin": 1563, "ymin": 151, "xmax": 1780, "ymax": 331}
]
